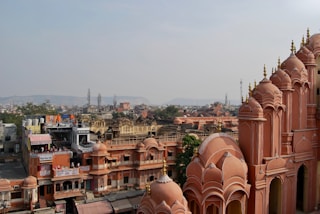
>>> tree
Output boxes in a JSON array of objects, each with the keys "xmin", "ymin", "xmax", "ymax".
[
  {"xmin": 17, "ymin": 102, "xmax": 57, "ymax": 115},
  {"xmin": 175, "ymin": 134, "xmax": 201, "ymax": 187},
  {"xmin": 154, "ymin": 105, "xmax": 180, "ymax": 121}
]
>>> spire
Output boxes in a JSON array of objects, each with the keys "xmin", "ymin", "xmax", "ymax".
[
  {"xmin": 263, "ymin": 64, "xmax": 267, "ymax": 79},
  {"xmin": 249, "ymin": 83, "xmax": 252, "ymax": 97},
  {"xmin": 277, "ymin": 57, "xmax": 281, "ymax": 69},
  {"xmin": 245, "ymin": 95, "xmax": 248, "ymax": 103},
  {"xmin": 301, "ymin": 35, "xmax": 305, "ymax": 47},
  {"xmin": 145, "ymin": 182, "xmax": 151, "ymax": 195},
  {"xmin": 193, "ymin": 147, "xmax": 199, "ymax": 157},
  {"xmin": 290, "ymin": 40, "xmax": 295, "ymax": 54},
  {"xmin": 254, "ymin": 80, "xmax": 257, "ymax": 88},
  {"xmin": 272, "ymin": 67, "xmax": 274, "ymax": 74},
  {"xmin": 162, "ymin": 160, "xmax": 167, "ymax": 175},
  {"xmin": 306, "ymin": 28, "xmax": 310, "ymax": 44}
]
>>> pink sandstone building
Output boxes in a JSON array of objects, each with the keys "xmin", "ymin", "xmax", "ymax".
[
  {"xmin": 1, "ymin": 28, "xmax": 320, "ymax": 214},
  {"xmin": 138, "ymin": 30, "xmax": 320, "ymax": 214}
]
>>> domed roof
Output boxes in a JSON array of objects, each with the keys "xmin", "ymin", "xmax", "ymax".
[
  {"xmin": 173, "ymin": 117, "xmax": 182, "ymax": 124},
  {"xmin": 307, "ymin": 33, "xmax": 320, "ymax": 56},
  {"xmin": 92, "ymin": 141, "xmax": 107, "ymax": 154},
  {"xmin": 270, "ymin": 68, "xmax": 292, "ymax": 90},
  {"xmin": 253, "ymin": 78, "xmax": 283, "ymax": 109},
  {"xmin": 136, "ymin": 142, "xmax": 145, "ymax": 149},
  {"xmin": 22, "ymin": 176, "xmax": 37, "ymax": 189},
  {"xmin": 198, "ymin": 133, "xmax": 243, "ymax": 167},
  {"xmin": 138, "ymin": 161, "xmax": 191, "ymax": 213},
  {"xmin": 216, "ymin": 152, "xmax": 247, "ymax": 181},
  {"xmin": 184, "ymin": 133, "xmax": 250, "ymax": 202},
  {"xmin": 0, "ymin": 179, "xmax": 12, "ymax": 191},
  {"xmin": 296, "ymin": 45, "xmax": 316, "ymax": 65},
  {"xmin": 150, "ymin": 174, "xmax": 185, "ymax": 206},
  {"xmin": 238, "ymin": 97, "xmax": 264, "ymax": 119},
  {"xmin": 142, "ymin": 138, "xmax": 158, "ymax": 148},
  {"xmin": 281, "ymin": 54, "xmax": 308, "ymax": 83}
]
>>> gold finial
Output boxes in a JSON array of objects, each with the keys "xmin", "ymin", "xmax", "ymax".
[
  {"xmin": 306, "ymin": 28, "xmax": 310, "ymax": 44},
  {"xmin": 193, "ymin": 147, "xmax": 199, "ymax": 157},
  {"xmin": 241, "ymin": 96, "xmax": 244, "ymax": 103},
  {"xmin": 290, "ymin": 40, "xmax": 295, "ymax": 53},
  {"xmin": 217, "ymin": 120, "xmax": 222, "ymax": 132},
  {"xmin": 145, "ymin": 182, "xmax": 151, "ymax": 195},
  {"xmin": 254, "ymin": 80, "xmax": 257, "ymax": 88},
  {"xmin": 162, "ymin": 159, "xmax": 167, "ymax": 175},
  {"xmin": 263, "ymin": 64, "xmax": 267, "ymax": 78},
  {"xmin": 245, "ymin": 95, "xmax": 248, "ymax": 103},
  {"xmin": 278, "ymin": 57, "xmax": 281, "ymax": 69},
  {"xmin": 271, "ymin": 67, "xmax": 274, "ymax": 74},
  {"xmin": 301, "ymin": 35, "xmax": 305, "ymax": 47},
  {"xmin": 293, "ymin": 44, "xmax": 296, "ymax": 53},
  {"xmin": 249, "ymin": 83, "xmax": 252, "ymax": 97}
]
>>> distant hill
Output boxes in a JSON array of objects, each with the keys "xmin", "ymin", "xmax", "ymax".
[
  {"xmin": 165, "ymin": 98, "xmax": 241, "ymax": 106},
  {"xmin": 0, "ymin": 95, "xmax": 150, "ymax": 106}
]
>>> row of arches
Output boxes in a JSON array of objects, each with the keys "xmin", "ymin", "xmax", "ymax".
[{"xmin": 186, "ymin": 165, "xmax": 307, "ymax": 214}]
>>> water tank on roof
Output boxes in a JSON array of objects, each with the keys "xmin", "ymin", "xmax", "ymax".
[
  {"xmin": 26, "ymin": 119, "xmax": 32, "ymax": 126},
  {"xmin": 33, "ymin": 119, "xmax": 39, "ymax": 126}
]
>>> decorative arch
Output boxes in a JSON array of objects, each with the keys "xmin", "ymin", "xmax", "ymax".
[
  {"xmin": 226, "ymin": 200, "xmax": 242, "ymax": 214},
  {"xmin": 296, "ymin": 164, "xmax": 308, "ymax": 212},
  {"xmin": 189, "ymin": 199, "xmax": 200, "ymax": 214},
  {"xmin": 269, "ymin": 177, "xmax": 282, "ymax": 214}
]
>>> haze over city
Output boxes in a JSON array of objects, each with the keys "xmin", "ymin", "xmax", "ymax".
[{"xmin": 1, "ymin": 0, "xmax": 320, "ymax": 105}]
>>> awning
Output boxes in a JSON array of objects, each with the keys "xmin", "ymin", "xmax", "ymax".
[
  {"xmin": 111, "ymin": 198, "xmax": 132, "ymax": 213},
  {"xmin": 76, "ymin": 200, "xmax": 113, "ymax": 214},
  {"xmin": 29, "ymin": 134, "xmax": 51, "ymax": 145}
]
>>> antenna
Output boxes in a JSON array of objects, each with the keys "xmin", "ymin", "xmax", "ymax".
[{"xmin": 240, "ymin": 79, "xmax": 243, "ymax": 103}]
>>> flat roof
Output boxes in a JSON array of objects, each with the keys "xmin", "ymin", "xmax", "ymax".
[{"xmin": 0, "ymin": 160, "xmax": 27, "ymax": 180}]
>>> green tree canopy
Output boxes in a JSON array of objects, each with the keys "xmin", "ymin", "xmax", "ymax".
[
  {"xmin": 154, "ymin": 105, "xmax": 180, "ymax": 121},
  {"xmin": 17, "ymin": 102, "xmax": 57, "ymax": 115},
  {"xmin": 175, "ymin": 134, "xmax": 201, "ymax": 187}
]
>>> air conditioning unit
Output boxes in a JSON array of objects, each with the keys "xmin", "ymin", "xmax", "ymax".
[{"xmin": 13, "ymin": 185, "xmax": 20, "ymax": 190}]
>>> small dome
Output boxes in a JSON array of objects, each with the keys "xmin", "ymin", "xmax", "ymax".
[
  {"xmin": 203, "ymin": 163, "xmax": 222, "ymax": 183},
  {"xmin": 198, "ymin": 133, "xmax": 243, "ymax": 166},
  {"xmin": 0, "ymin": 179, "xmax": 12, "ymax": 191},
  {"xmin": 253, "ymin": 78, "xmax": 283, "ymax": 108},
  {"xmin": 150, "ymin": 174, "xmax": 185, "ymax": 206},
  {"xmin": 296, "ymin": 46, "xmax": 316, "ymax": 65},
  {"xmin": 93, "ymin": 141, "xmax": 107, "ymax": 153},
  {"xmin": 136, "ymin": 142, "xmax": 145, "ymax": 149},
  {"xmin": 281, "ymin": 54, "xmax": 308, "ymax": 83},
  {"xmin": 238, "ymin": 97, "xmax": 264, "ymax": 119},
  {"xmin": 173, "ymin": 118, "xmax": 182, "ymax": 124},
  {"xmin": 307, "ymin": 33, "xmax": 320, "ymax": 56},
  {"xmin": 139, "ymin": 163, "xmax": 191, "ymax": 214},
  {"xmin": 216, "ymin": 152, "xmax": 247, "ymax": 181},
  {"xmin": 143, "ymin": 138, "xmax": 158, "ymax": 148},
  {"xmin": 23, "ymin": 176, "xmax": 37, "ymax": 188},
  {"xmin": 270, "ymin": 68, "xmax": 292, "ymax": 90}
]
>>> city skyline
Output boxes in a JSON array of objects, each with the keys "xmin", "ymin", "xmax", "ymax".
[{"xmin": 1, "ymin": 1, "xmax": 320, "ymax": 105}]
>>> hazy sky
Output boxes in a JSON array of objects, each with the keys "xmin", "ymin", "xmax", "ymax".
[{"xmin": 1, "ymin": 1, "xmax": 320, "ymax": 105}]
